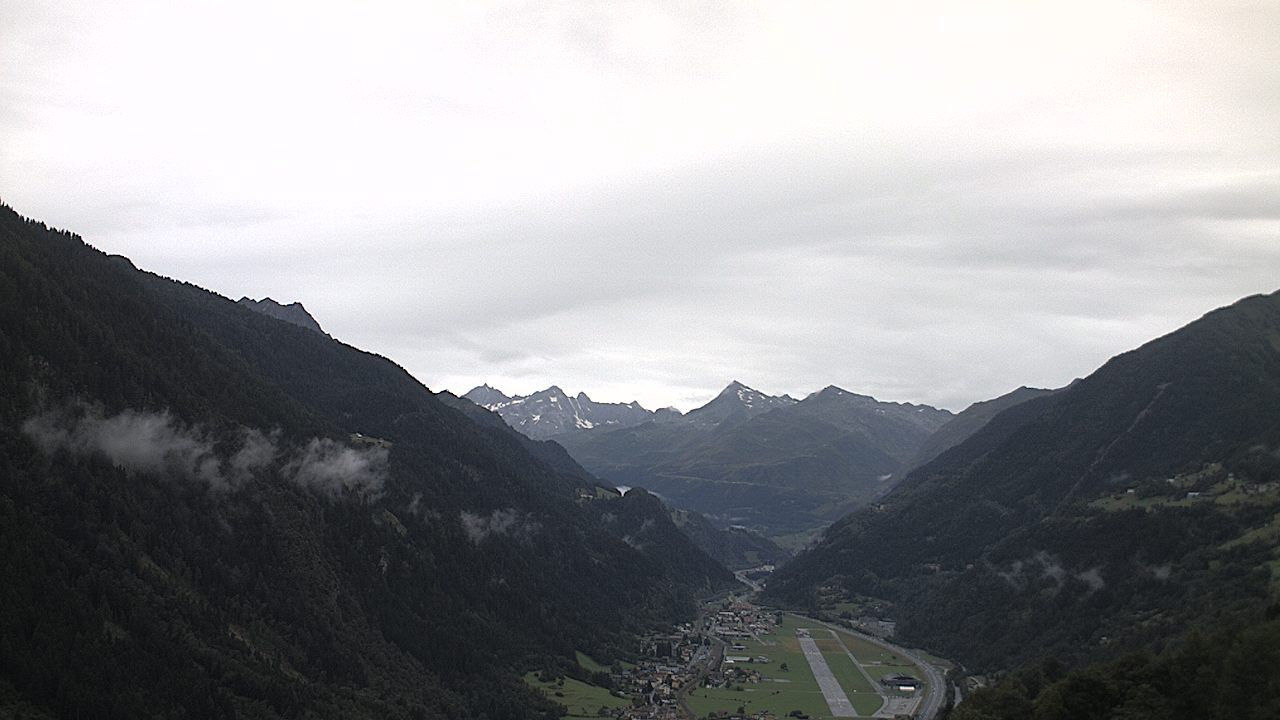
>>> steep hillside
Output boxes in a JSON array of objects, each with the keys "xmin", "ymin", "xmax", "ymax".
[
  {"xmin": 668, "ymin": 508, "xmax": 789, "ymax": 570},
  {"xmin": 0, "ymin": 205, "xmax": 733, "ymax": 719},
  {"xmin": 560, "ymin": 383, "xmax": 951, "ymax": 538},
  {"xmin": 907, "ymin": 385, "xmax": 1055, "ymax": 471},
  {"xmin": 440, "ymin": 390, "xmax": 772, "ymax": 570},
  {"xmin": 766, "ymin": 290, "xmax": 1280, "ymax": 672},
  {"xmin": 586, "ymin": 489, "xmax": 736, "ymax": 585},
  {"xmin": 953, "ymin": 614, "xmax": 1280, "ymax": 720}
]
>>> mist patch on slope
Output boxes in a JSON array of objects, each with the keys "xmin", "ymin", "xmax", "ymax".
[{"xmin": 22, "ymin": 402, "xmax": 387, "ymax": 497}]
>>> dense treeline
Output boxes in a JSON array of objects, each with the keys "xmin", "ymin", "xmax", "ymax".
[
  {"xmin": 953, "ymin": 612, "xmax": 1280, "ymax": 720},
  {"xmin": 0, "ymin": 204, "xmax": 734, "ymax": 718}
]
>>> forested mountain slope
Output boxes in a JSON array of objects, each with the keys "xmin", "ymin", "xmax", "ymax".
[
  {"xmin": 907, "ymin": 385, "xmax": 1055, "ymax": 471},
  {"xmin": 0, "ymin": 204, "xmax": 733, "ymax": 720},
  {"xmin": 952, "ymin": 613, "xmax": 1280, "ymax": 720},
  {"xmin": 766, "ymin": 290, "xmax": 1280, "ymax": 672}
]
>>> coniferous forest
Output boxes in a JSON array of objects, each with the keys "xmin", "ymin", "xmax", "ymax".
[{"xmin": 0, "ymin": 204, "xmax": 733, "ymax": 719}]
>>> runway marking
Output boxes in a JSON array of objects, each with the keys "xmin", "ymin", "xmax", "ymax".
[{"xmin": 796, "ymin": 630, "xmax": 856, "ymax": 717}]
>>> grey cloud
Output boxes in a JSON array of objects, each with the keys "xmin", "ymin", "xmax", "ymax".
[
  {"xmin": 229, "ymin": 428, "xmax": 279, "ymax": 481},
  {"xmin": 285, "ymin": 438, "xmax": 388, "ymax": 497},
  {"xmin": 1034, "ymin": 551, "xmax": 1067, "ymax": 585},
  {"xmin": 23, "ymin": 404, "xmax": 226, "ymax": 486},
  {"xmin": 1075, "ymin": 567, "xmax": 1106, "ymax": 592},
  {"xmin": 1135, "ymin": 560, "xmax": 1173, "ymax": 581},
  {"xmin": 992, "ymin": 560, "xmax": 1026, "ymax": 591},
  {"xmin": 22, "ymin": 402, "xmax": 386, "ymax": 497},
  {"xmin": 491, "ymin": 0, "xmax": 744, "ymax": 78},
  {"xmin": 459, "ymin": 508, "xmax": 540, "ymax": 545},
  {"xmin": 7, "ymin": 3, "xmax": 1278, "ymax": 415}
]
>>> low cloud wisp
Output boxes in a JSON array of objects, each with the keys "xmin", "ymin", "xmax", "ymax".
[
  {"xmin": 459, "ymin": 508, "xmax": 540, "ymax": 545},
  {"xmin": 22, "ymin": 403, "xmax": 387, "ymax": 497}
]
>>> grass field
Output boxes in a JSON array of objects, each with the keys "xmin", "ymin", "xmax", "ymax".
[
  {"xmin": 523, "ymin": 672, "xmax": 631, "ymax": 718},
  {"xmin": 824, "ymin": 649, "xmax": 883, "ymax": 715},
  {"xmin": 576, "ymin": 651, "xmax": 610, "ymax": 673},
  {"xmin": 685, "ymin": 613, "xmax": 905, "ymax": 719},
  {"xmin": 828, "ymin": 629, "xmax": 909, "ymax": 666}
]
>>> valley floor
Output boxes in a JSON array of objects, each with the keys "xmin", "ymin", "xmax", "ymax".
[{"xmin": 681, "ymin": 602, "xmax": 948, "ymax": 720}]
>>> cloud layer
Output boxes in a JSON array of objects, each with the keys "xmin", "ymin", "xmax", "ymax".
[{"xmin": 3, "ymin": 2, "xmax": 1278, "ymax": 411}]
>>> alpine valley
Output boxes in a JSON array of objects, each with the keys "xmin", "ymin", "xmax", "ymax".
[
  {"xmin": 0, "ymin": 205, "xmax": 735, "ymax": 719},
  {"xmin": 3, "ymin": 202, "xmax": 1279, "ymax": 720}
]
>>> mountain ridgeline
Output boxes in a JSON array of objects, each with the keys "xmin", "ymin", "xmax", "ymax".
[
  {"xmin": 463, "ymin": 385, "xmax": 667, "ymax": 440},
  {"xmin": 0, "ymin": 204, "xmax": 735, "ymax": 719},
  {"xmin": 766, "ymin": 290, "xmax": 1280, "ymax": 679},
  {"xmin": 237, "ymin": 296, "xmax": 329, "ymax": 336},
  {"xmin": 8, "ymin": 198, "xmax": 1279, "ymax": 720},
  {"xmin": 908, "ymin": 385, "xmax": 1056, "ymax": 469},
  {"xmin": 442, "ymin": 388, "xmax": 787, "ymax": 570},
  {"xmin": 498, "ymin": 381, "xmax": 957, "ymax": 539}
]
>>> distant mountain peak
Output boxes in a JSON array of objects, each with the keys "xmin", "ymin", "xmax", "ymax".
[
  {"xmin": 461, "ymin": 384, "xmax": 656, "ymax": 440},
  {"xmin": 237, "ymin": 296, "xmax": 328, "ymax": 335},
  {"xmin": 683, "ymin": 381, "xmax": 797, "ymax": 427},
  {"xmin": 715, "ymin": 380, "xmax": 764, "ymax": 399},
  {"xmin": 462, "ymin": 384, "xmax": 512, "ymax": 408}
]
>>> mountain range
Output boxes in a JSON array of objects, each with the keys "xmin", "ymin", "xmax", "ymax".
[
  {"xmin": 517, "ymin": 381, "xmax": 957, "ymax": 539},
  {"xmin": 766, "ymin": 289, "xmax": 1280, "ymax": 681},
  {"xmin": 0, "ymin": 204, "xmax": 734, "ymax": 719},
  {"xmin": 8, "ymin": 200, "xmax": 1280, "ymax": 719},
  {"xmin": 462, "ymin": 384, "xmax": 664, "ymax": 440}
]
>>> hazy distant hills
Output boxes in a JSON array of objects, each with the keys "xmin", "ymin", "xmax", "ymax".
[
  {"xmin": 0, "ymin": 204, "xmax": 734, "ymax": 719},
  {"xmin": 463, "ymin": 384, "xmax": 662, "ymax": 440},
  {"xmin": 237, "ymin": 296, "xmax": 328, "ymax": 335},
  {"xmin": 438, "ymin": 388, "xmax": 786, "ymax": 570},
  {"xmin": 551, "ymin": 382, "xmax": 954, "ymax": 539},
  {"xmin": 767, "ymin": 289, "xmax": 1280, "ymax": 674}
]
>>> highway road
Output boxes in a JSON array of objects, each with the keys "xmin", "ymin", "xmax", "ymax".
[{"xmin": 733, "ymin": 568, "xmax": 764, "ymax": 592}]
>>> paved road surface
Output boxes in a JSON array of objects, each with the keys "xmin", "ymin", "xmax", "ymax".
[
  {"xmin": 734, "ymin": 568, "xmax": 764, "ymax": 592},
  {"xmin": 798, "ymin": 616, "xmax": 947, "ymax": 720},
  {"xmin": 797, "ymin": 633, "xmax": 857, "ymax": 717}
]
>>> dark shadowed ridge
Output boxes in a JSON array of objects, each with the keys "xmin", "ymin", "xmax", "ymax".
[
  {"xmin": 766, "ymin": 288, "xmax": 1280, "ymax": 674},
  {"xmin": 0, "ymin": 203, "xmax": 735, "ymax": 720},
  {"xmin": 237, "ymin": 296, "xmax": 328, "ymax": 335},
  {"xmin": 906, "ymin": 385, "xmax": 1057, "ymax": 471}
]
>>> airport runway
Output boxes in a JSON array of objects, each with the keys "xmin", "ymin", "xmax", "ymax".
[{"xmin": 797, "ymin": 633, "xmax": 857, "ymax": 717}]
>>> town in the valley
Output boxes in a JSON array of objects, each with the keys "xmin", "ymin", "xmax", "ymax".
[{"xmin": 532, "ymin": 570, "xmax": 945, "ymax": 720}]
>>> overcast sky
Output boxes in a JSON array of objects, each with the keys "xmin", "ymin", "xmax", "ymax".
[{"xmin": 3, "ymin": 1, "xmax": 1278, "ymax": 411}]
